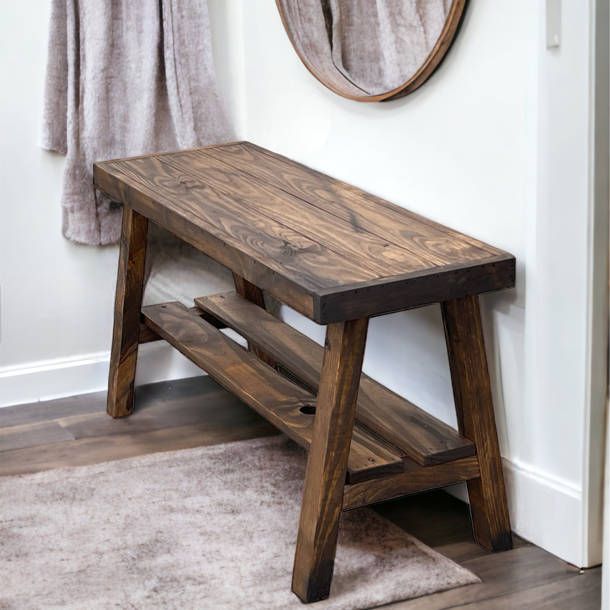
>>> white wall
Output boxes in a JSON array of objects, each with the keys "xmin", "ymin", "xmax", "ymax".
[
  {"xmin": 0, "ymin": 1, "xmax": 241, "ymax": 406},
  {"xmin": 0, "ymin": 0, "xmax": 605, "ymax": 568},
  {"xmin": 238, "ymin": 0, "xmax": 606, "ymax": 566}
]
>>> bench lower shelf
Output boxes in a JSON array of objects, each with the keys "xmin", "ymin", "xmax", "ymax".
[
  {"xmin": 142, "ymin": 302, "xmax": 402, "ymax": 484},
  {"xmin": 142, "ymin": 298, "xmax": 481, "ymax": 504},
  {"xmin": 195, "ymin": 292, "xmax": 475, "ymax": 466}
]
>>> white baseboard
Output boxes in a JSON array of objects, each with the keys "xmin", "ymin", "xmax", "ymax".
[
  {"xmin": 0, "ymin": 342, "xmax": 204, "ymax": 408},
  {"xmin": 503, "ymin": 457, "xmax": 587, "ymax": 567},
  {"xmin": 448, "ymin": 457, "xmax": 585, "ymax": 567}
]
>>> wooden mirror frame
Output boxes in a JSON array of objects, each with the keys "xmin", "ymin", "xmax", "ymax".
[{"xmin": 276, "ymin": 0, "xmax": 468, "ymax": 102}]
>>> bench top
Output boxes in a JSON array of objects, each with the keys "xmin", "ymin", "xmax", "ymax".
[{"xmin": 94, "ymin": 141, "xmax": 515, "ymax": 323}]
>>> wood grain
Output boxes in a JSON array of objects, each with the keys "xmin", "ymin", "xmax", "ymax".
[
  {"xmin": 107, "ymin": 207, "xmax": 148, "ymax": 417},
  {"xmin": 162, "ymin": 150, "xmax": 428, "ymax": 276},
  {"xmin": 196, "ymin": 291, "xmax": 475, "ymax": 466},
  {"xmin": 142, "ymin": 302, "xmax": 401, "ymax": 483},
  {"xmin": 93, "ymin": 142, "xmax": 516, "ymax": 324},
  {"xmin": 231, "ymin": 272, "xmax": 278, "ymax": 367},
  {"xmin": 94, "ymin": 155, "xmax": 367, "ymax": 321},
  {"xmin": 205, "ymin": 142, "xmax": 496, "ymax": 266},
  {"xmin": 343, "ymin": 456, "xmax": 480, "ymax": 511},
  {"xmin": 139, "ymin": 306, "xmax": 226, "ymax": 343},
  {"xmin": 442, "ymin": 295, "xmax": 512, "ymax": 552},
  {"xmin": 93, "ymin": 141, "xmax": 518, "ymax": 601},
  {"xmin": 292, "ymin": 318, "xmax": 368, "ymax": 603}
]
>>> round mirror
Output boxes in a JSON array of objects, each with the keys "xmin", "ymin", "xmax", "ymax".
[{"xmin": 276, "ymin": 0, "xmax": 467, "ymax": 102}]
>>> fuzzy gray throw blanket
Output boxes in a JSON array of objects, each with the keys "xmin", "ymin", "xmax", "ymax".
[{"xmin": 42, "ymin": 0, "xmax": 232, "ymax": 245}]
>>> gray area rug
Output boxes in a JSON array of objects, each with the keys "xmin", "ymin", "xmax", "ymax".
[{"xmin": 0, "ymin": 435, "xmax": 478, "ymax": 609}]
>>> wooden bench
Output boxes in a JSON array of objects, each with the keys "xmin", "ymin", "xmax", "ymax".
[{"xmin": 94, "ymin": 141, "xmax": 515, "ymax": 604}]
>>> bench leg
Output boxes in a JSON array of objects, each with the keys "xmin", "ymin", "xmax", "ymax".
[
  {"xmin": 107, "ymin": 207, "xmax": 148, "ymax": 418},
  {"xmin": 292, "ymin": 318, "xmax": 368, "ymax": 603},
  {"xmin": 441, "ymin": 295, "xmax": 512, "ymax": 551},
  {"xmin": 232, "ymin": 273, "xmax": 278, "ymax": 368}
]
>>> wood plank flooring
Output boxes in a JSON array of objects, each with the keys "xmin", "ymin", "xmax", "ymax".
[{"xmin": 0, "ymin": 376, "xmax": 600, "ymax": 609}]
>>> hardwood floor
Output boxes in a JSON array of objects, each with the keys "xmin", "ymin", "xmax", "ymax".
[{"xmin": 0, "ymin": 376, "xmax": 600, "ymax": 609}]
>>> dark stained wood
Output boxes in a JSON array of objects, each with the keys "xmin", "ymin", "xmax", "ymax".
[
  {"xmin": 94, "ymin": 155, "xmax": 359, "ymax": 321},
  {"xmin": 139, "ymin": 307, "xmax": 226, "ymax": 344},
  {"xmin": 93, "ymin": 141, "xmax": 518, "ymax": 602},
  {"xmin": 163, "ymin": 150, "xmax": 429, "ymax": 276},
  {"xmin": 196, "ymin": 291, "xmax": 475, "ymax": 466},
  {"xmin": 205, "ymin": 142, "xmax": 499, "ymax": 265},
  {"xmin": 107, "ymin": 207, "xmax": 148, "ymax": 418},
  {"xmin": 142, "ymin": 302, "xmax": 401, "ymax": 483},
  {"xmin": 231, "ymin": 272, "xmax": 278, "ymax": 367},
  {"xmin": 315, "ymin": 259, "xmax": 514, "ymax": 323},
  {"xmin": 139, "ymin": 321, "xmax": 161, "ymax": 344},
  {"xmin": 343, "ymin": 456, "xmax": 480, "ymax": 511},
  {"xmin": 441, "ymin": 295, "xmax": 512, "ymax": 552},
  {"xmin": 292, "ymin": 318, "xmax": 368, "ymax": 603},
  {"xmin": 232, "ymin": 273, "xmax": 266, "ymax": 307},
  {"xmin": 93, "ymin": 142, "xmax": 515, "ymax": 324}
]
